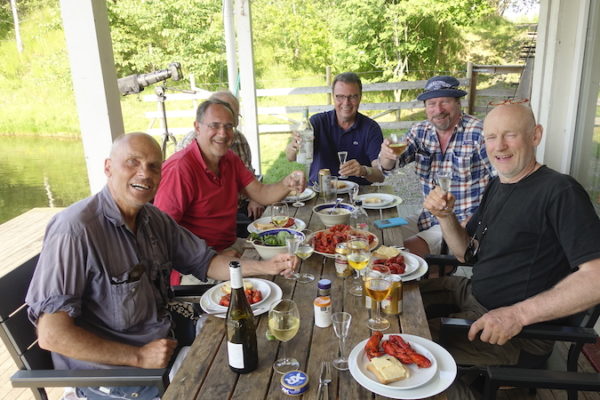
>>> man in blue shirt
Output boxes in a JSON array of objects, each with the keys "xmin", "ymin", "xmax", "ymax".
[{"xmin": 286, "ymin": 72, "xmax": 385, "ymax": 185}]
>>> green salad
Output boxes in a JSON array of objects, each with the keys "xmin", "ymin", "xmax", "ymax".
[{"xmin": 249, "ymin": 231, "xmax": 294, "ymax": 246}]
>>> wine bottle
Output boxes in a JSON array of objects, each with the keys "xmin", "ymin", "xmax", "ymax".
[
  {"xmin": 296, "ymin": 107, "xmax": 314, "ymax": 164},
  {"xmin": 225, "ymin": 261, "xmax": 258, "ymax": 373}
]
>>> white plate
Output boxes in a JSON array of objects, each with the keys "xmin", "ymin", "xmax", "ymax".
[
  {"xmin": 401, "ymin": 254, "xmax": 428, "ymax": 282},
  {"xmin": 247, "ymin": 217, "xmax": 307, "ymax": 234},
  {"xmin": 374, "ymin": 250, "xmax": 420, "ymax": 277},
  {"xmin": 349, "ymin": 334, "xmax": 456, "ymax": 399},
  {"xmin": 208, "ymin": 278, "xmax": 272, "ymax": 309},
  {"xmin": 284, "ymin": 188, "xmax": 316, "ymax": 203},
  {"xmin": 200, "ymin": 279, "xmax": 282, "ymax": 318},
  {"xmin": 352, "ymin": 334, "xmax": 438, "ymax": 390},
  {"xmin": 360, "ymin": 194, "xmax": 403, "ymax": 209},
  {"xmin": 356, "ymin": 193, "xmax": 395, "ymax": 208},
  {"xmin": 307, "ymin": 228, "xmax": 379, "ymax": 259},
  {"xmin": 311, "ymin": 180, "xmax": 358, "ymax": 195}
]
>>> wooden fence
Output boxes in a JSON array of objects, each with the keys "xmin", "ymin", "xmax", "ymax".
[{"xmin": 144, "ymin": 62, "xmax": 525, "ymax": 136}]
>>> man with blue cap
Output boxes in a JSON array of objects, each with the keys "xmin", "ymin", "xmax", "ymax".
[{"xmin": 379, "ymin": 75, "xmax": 495, "ymax": 261}]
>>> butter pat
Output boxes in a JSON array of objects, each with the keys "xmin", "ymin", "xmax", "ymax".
[{"xmin": 367, "ymin": 355, "xmax": 409, "ymax": 384}]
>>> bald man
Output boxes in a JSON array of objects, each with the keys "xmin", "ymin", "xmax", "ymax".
[
  {"xmin": 421, "ymin": 104, "xmax": 600, "ymax": 399},
  {"xmin": 26, "ymin": 133, "xmax": 297, "ymax": 399}
]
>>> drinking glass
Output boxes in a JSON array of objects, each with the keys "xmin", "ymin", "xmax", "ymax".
[
  {"xmin": 337, "ymin": 151, "xmax": 348, "ymax": 179},
  {"xmin": 290, "ymin": 171, "xmax": 306, "ymax": 208},
  {"xmin": 364, "ymin": 264, "xmax": 392, "ymax": 331},
  {"xmin": 271, "ymin": 202, "xmax": 289, "ymax": 227},
  {"xmin": 348, "ymin": 183, "xmax": 360, "ymax": 205},
  {"xmin": 388, "ymin": 133, "xmax": 407, "ymax": 173},
  {"xmin": 347, "ymin": 236, "xmax": 370, "ymax": 296},
  {"xmin": 286, "ymin": 236, "xmax": 315, "ymax": 283},
  {"xmin": 269, "ymin": 299, "xmax": 301, "ymax": 373},
  {"xmin": 332, "ymin": 312, "xmax": 352, "ymax": 370},
  {"xmin": 436, "ymin": 170, "xmax": 452, "ymax": 193},
  {"xmin": 321, "ymin": 175, "xmax": 338, "ymax": 203}
]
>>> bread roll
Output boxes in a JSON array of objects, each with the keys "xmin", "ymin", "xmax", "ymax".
[
  {"xmin": 367, "ymin": 355, "xmax": 409, "ymax": 384},
  {"xmin": 364, "ymin": 197, "xmax": 382, "ymax": 204},
  {"xmin": 221, "ymin": 280, "xmax": 253, "ymax": 294}
]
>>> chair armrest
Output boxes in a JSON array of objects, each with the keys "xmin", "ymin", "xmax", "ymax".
[
  {"xmin": 486, "ymin": 366, "xmax": 600, "ymax": 391},
  {"xmin": 424, "ymin": 255, "xmax": 466, "ymax": 267},
  {"xmin": 172, "ymin": 284, "xmax": 214, "ymax": 298},
  {"xmin": 11, "ymin": 368, "xmax": 169, "ymax": 393},
  {"xmin": 441, "ymin": 318, "xmax": 598, "ymax": 343}
]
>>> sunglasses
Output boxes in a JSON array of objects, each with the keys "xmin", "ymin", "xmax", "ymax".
[{"xmin": 463, "ymin": 224, "xmax": 488, "ymax": 264}]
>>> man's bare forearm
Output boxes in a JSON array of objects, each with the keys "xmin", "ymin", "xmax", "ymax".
[
  {"xmin": 438, "ymin": 215, "xmax": 470, "ymax": 261},
  {"xmin": 38, "ymin": 312, "xmax": 142, "ymax": 367}
]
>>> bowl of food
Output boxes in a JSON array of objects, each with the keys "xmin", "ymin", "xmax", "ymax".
[
  {"xmin": 248, "ymin": 228, "xmax": 305, "ymax": 260},
  {"xmin": 312, "ymin": 203, "xmax": 356, "ymax": 227}
]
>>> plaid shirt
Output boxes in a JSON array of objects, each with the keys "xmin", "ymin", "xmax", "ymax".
[{"xmin": 398, "ymin": 113, "xmax": 495, "ymax": 231}]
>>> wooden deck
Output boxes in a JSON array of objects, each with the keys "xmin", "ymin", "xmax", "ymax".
[{"xmin": 0, "ymin": 207, "xmax": 598, "ymax": 400}]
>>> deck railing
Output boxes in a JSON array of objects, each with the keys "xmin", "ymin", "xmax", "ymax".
[{"xmin": 143, "ymin": 62, "xmax": 525, "ymax": 136}]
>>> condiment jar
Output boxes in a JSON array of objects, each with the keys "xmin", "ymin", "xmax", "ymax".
[
  {"xmin": 334, "ymin": 242, "xmax": 352, "ymax": 278},
  {"xmin": 280, "ymin": 370, "xmax": 309, "ymax": 396},
  {"xmin": 313, "ymin": 296, "xmax": 332, "ymax": 328}
]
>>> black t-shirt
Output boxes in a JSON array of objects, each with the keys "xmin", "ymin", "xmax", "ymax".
[{"xmin": 467, "ymin": 166, "xmax": 600, "ymax": 310}]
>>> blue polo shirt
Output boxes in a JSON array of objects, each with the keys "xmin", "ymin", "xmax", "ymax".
[{"xmin": 308, "ymin": 110, "xmax": 383, "ymax": 185}]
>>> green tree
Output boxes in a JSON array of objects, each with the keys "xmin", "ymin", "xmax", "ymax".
[{"xmin": 107, "ymin": 0, "xmax": 226, "ymax": 85}]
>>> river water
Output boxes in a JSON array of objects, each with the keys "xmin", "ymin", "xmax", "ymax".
[{"xmin": 0, "ymin": 136, "xmax": 90, "ymax": 224}]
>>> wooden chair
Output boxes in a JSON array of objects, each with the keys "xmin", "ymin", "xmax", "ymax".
[
  {"xmin": 424, "ymin": 254, "xmax": 600, "ymax": 400},
  {"xmin": 1, "ymin": 254, "xmax": 171, "ymax": 400}
]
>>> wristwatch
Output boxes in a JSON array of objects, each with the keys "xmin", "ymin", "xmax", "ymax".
[{"xmin": 360, "ymin": 166, "xmax": 372, "ymax": 178}]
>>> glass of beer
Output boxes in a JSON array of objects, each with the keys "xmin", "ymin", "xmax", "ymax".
[
  {"xmin": 389, "ymin": 133, "xmax": 407, "ymax": 172},
  {"xmin": 364, "ymin": 264, "xmax": 392, "ymax": 331}
]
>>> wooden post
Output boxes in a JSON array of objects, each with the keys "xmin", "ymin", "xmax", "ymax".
[
  {"xmin": 467, "ymin": 62, "xmax": 477, "ymax": 115},
  {"xmin": 326, "ymin": 66, "xmax": 332, "ymax": 105}
]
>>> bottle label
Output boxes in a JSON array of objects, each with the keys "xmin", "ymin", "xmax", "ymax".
[{"xmin": 227, "ymin": 341, "xmax": 244, "ymax": 369}]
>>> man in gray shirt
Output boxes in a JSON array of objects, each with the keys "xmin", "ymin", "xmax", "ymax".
[{"xmin": 26, "ymin": 133, "xmax": 299, "ymax": 400}]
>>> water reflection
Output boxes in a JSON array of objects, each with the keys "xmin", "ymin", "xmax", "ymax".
[{"xmin": 0, "ymin": 136, "xmax": 90, "ymax": 224}]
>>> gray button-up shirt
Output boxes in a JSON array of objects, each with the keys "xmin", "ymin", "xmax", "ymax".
[{"xmin": 26, "ymin": 186, "xmax": 216, "ymax": 370}]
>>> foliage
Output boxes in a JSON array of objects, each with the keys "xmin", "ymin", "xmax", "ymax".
[{"xmin": 107, "ymin": 0, "xmax": 227, "ymax": 87}]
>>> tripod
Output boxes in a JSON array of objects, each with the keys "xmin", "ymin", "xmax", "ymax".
[{"xmin": 155, "ymin": 85, "xmax": 178, "ymax": 159}]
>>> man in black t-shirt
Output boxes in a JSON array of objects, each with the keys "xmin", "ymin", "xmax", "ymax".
[{"xmin": 421, "ymin": 103, "xmax": 600, "ymax": 400}]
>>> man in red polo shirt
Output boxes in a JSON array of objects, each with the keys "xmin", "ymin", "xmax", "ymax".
[{"xmin": 155, "ymin": 99, "xmax": 305, "ymax": 284}]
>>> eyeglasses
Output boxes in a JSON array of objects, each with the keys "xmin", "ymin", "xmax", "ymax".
[
  {"xmin": 488, "ymin": 98, "xmax": 529, "ymax": 106},
  {"xmin": 463, "ymin": 224, "xmax": 488, "ymax": 264},
  {"xmin": 334, "ymin": 94, "xmax": 360, "ymax": 103},
  {"xmin": 201, "ymin": 122, "xmax": 235, "ymax": 132}
]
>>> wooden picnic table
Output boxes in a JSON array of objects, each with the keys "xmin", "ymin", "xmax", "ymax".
[{"xmin": 163, "ymin": 185, "xmax": 449, "ymax": 400}]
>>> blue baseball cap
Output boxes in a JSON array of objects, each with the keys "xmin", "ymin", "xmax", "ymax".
[{"xmin": 417, "ymin": 75, "xmax": 467, "ymax": 101}]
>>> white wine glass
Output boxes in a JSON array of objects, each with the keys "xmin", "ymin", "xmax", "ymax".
[
  {"xmin": 436, "ymin": 170, "xmax": 452, "ymax": 193},
  {"xmin": 290, "ymin": 171, "xmax": 306, "ymax": 208},
  {"xmin": 271, "ymin": 202, "xmax": 289, "ymax": 227},
  {"xmin": 269, "ymin": 299, "xmax": 301, "ymax": 373},
  {"xmin": 286, "ymin": 236, "xmax": 315, "ymax": 283},
  {"xmin": 337, "ymin": 151, "xmax": 348, "ymax": 179},
  {"xmin": 389, "ymin": 133, "xmax": 407, "ymax": 173},
  {"xmin": 347, "ymin": 236, "xmax": 370, "ymax": 296},
  {"xmin": 332, "ymin": 312, "xmax": 352, "ymax": 371},
  {"xmin": 364, "ymin": 264, "xmax": 392, "ymax": 331}
]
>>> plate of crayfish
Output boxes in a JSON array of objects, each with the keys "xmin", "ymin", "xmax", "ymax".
[
  {"xmin": 350, "ymin": 331, "xmax": 438, "ymax": 390},
  {"xmin": 307, "ymin": 224, "xmax": 379, "ymax": 258}
]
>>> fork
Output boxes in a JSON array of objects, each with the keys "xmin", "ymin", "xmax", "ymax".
[{"xmin": 318, "ymin": 361, "xmax": 332, "ymax": 400}]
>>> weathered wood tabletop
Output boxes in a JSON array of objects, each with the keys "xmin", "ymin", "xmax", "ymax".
[{"xmin": 163, "ymin": 185, "xmax": 449, "ymax": 400}]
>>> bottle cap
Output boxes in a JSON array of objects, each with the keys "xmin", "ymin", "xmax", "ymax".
[
  {"xmin": 318, "ymin": 279, "xmax": 331, "ymax": 290},
  {"xmin": 280, "ymin": 370, "xmax": 309, "ymax": 396}
]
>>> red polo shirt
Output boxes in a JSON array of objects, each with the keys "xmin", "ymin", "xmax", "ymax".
[{"xmin": 154, "ymin": 141, "xmax": 255, "ymax": 252}]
